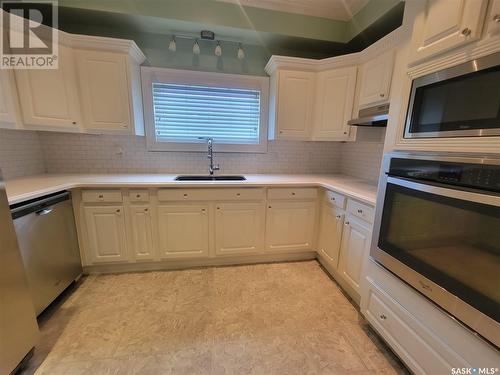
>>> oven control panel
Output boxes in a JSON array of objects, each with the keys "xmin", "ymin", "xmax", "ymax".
[{"xmin": 389, "ymin": 158, "xmax": 500, "ymax": 192}]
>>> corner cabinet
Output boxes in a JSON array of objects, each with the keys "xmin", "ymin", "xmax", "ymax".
[
  {"xmin": 14, "ymin": 44, "xmax": 82, "ymax": 132},
  {"xmin": 312, "ymin": 67, "xmax": 357, "ymax": 140},
  {"xmin": 268, "ymin": 70, "xmax": 315, "ymax": 140},
  {"xmin": 408, "ymin": 0, "xmax": 489, "ymax": 65}
]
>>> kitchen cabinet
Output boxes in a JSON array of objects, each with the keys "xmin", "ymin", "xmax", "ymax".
[
  {"xmin": 215, "ymin": 202, "xmax": 265, "ymax": 256},
  {"xmin": 75, "ymin": 50, "xmax": 133, "ymax": 133},
  {"xmin": 157, "ymin": 205, "xmax": 209, "ymax": 259},
  {"xmin": 486, "ymin": 0, "xmax": 500, "ymax": 36},
  {"xmin": 0, "ymin": 70, "xmax": 21, "ymax": 129},
  {"xmin": 408, "ymin": 0, "xmax": 489, "ymax": 65},
  {"xmin": 265, "ymin": 201, "xmax": 316, "ymax": 252},
  {"xmin": 269, "ymin": 70, "xmax": 315, "ymax": 140},
  {"xmin": 129, "ymin": 205, "xmax": 156, "ymax": 261},
  {"xmin": 14, "ymin": 44, "xmax": 82, "ymax": 131},
  {"xmin": 317, "ymin": 203, "xmax": 344, "ymax": 268},
  {"xmin": 83, "ymin": 205, "xmax": 128, "ymax": 263},
  {"xmin": 358, "ymin": 50, "xmax": 394, "ymax": 108},
  {"xmin": 338, "ymin": 215, "xmax": 371, "ymax": 296},
  {"xmin": 312, "ymin": 67, "xmax": 357, "ymax": 140}
]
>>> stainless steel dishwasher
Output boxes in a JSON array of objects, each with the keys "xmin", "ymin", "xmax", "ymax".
[{"xmin": 11, "ymin": 191, "xmax": 82, "ymax": 316}]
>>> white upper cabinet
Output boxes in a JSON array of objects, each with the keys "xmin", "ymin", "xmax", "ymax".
[
  {"xmin": 269, "ymin": 70, "xmax": 315, "ymax": 140},
  {"xmin": 312, "ymin": 66, "xmax": 357, "ymax": 140},
  {"xmin": 75, "ymin": 50, "xmax": 133, "ymax": 133},
  {"xmin": 358, "ymin": 50, "xmax": 394, "ymax": 108},
  {"xmin": 486, "ymin": 0, "xmax": 500, "ymax": 37},
  {"xmin": 14, "ymin": 44, "xmax": 82, "ymax": 131},
  {"xmin": 409, "ymin": 0, "xmax": 489, "ymax": 65},
  {"xmin": 0, "ymin": 70, "xmax": 21, "ymax": 129}
]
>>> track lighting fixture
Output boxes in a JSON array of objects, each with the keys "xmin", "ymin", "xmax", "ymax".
[{"xmin": 168, "ymin": 32, "xmax": 245, "ymax": 59}]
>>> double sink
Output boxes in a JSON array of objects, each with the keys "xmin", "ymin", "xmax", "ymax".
[{"xmin": 174, "ymin": 175, "xmax": 246, "ymax": 181}]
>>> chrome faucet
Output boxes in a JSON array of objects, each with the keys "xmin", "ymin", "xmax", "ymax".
[{"xmin": 206, "ymin": 138, "xmax": 220, "ymax": 175}]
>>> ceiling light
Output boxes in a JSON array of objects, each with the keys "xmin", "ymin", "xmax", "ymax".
[
  {"xmin": 214, "ymin": 41, "xmax": 222, "ymax": 57},
  {"xmin": 237, "ymin": 43, "xmax": 245, "ymax": 60},
  {"xmin": 168, "ymin": 36, "xmax": 176, "ymax": 52},
  {"xmin": 193, "ymin": 39, "xmax": 200, "ymax": 55}
]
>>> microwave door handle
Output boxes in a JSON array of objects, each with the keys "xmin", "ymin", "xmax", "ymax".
[{"xmin": 386, "ymin": 176, "xmax": 500, "ymax": 207}]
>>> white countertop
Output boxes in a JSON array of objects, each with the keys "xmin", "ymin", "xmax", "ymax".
[{"xmin": 5, "ymin": 174, "xmax": 378, "ymax": 206}]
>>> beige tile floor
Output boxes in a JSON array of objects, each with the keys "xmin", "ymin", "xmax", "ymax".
[{"xmin": 23, "ymin": 261, "xmax": 409, "ymax": 375}]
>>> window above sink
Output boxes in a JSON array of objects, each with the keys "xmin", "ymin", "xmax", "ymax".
[{"xmin": 141, "ymin": 67, "xmax": 269, "ymax": 153}]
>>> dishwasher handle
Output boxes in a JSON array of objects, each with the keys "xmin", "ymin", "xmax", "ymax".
[{"xmin": 11, "ymin": 191, "xmax": 70, "ymax": 220}]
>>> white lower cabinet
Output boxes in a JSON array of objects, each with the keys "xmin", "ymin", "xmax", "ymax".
[
  {"xmin": 338, "ymin": 215, "xmax": 371, "ymax": 295},
  {"xmin": 83, "ymin": 205, "xmax": 128, "ymax": 263},
  {"xmin": 129, "ymin": 205, "xmax": 156, "ymax": 260},
  {"xmin": 317, "ymin": 203, "xmax": 344, "ymax": 268},
  {"xmin": 215, "ymin": 202, "xmax": 265, "ymax": 256},
  {"xmin": 265, "ymin": 201, "xmax": 316, "ymax": 252},
  {"xmin": 157, "ymin": 205, "xmax": 209, "ymax": 259}
]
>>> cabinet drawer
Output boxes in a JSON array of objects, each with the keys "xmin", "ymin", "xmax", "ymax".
[
  {"xmin": 82, "ymin": 190, "xmax": 123, "ymax": 203},
  {"xmin": 347, "ymin": 199, "xmax": 374, "ymax": 223},
  {"xmin": 158, "ymin": 188, "xmax": 264, "ymax": 202},
  {"xmin": 267, "ymin": 188, "xmax": 317, "ymax": 200},
  {"xmin": 129, "ymin": 190, "xmax": 150, "ymax": 202},
  {"xmin": 364, "ymin": 280, "xmax": 456, "ymax": 375},
  {"xmin": 324, "ymin": 190, "xmax": 346, "ymax": 209}
]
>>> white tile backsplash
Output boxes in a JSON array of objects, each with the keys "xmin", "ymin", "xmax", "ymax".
[
  {"xmin": 0, "ymin": 129, "xmax": 46, "ymax": 180},
  {"xmin": 339, "ymin": 127, "xmax": 386, "ymax": 182},
  {"xmin": 38, "ymin": 132, "xmax": 342, "ymax": 175},
  {"xmin": 0, "ymin": 128, "xmax": 385, "ymax": 181}
]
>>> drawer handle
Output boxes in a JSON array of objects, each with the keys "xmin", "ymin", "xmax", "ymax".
[
  {"xmin": 144, "ymin": 208, "xmax": 148, "ymax": 212},
  {"xmin": 217, "ymin": 206, "xmax": 220, "ymax": 210},
  {"xmin": 183, "ymin": 193, "xmax": 188, "ymax": 197},
  {"xmin": 379, "ymin": 93, "xmax": 385, "ymax": 98},
  {"xmin": 291, "ymin": 192, "xmax": 296, "ymax": 196},
  {"xmin": 335, "ymin": 215, "xmax": 342, "ymax": 219},
  {"xmin": 98, "ymin": 194, "xmax": 104, "ymax": 199},
  {"xmin": 345, "ymin": 221, "xmax": 350, "ymax": 226},
  {"xmin": 331, "ymin": 197, "xmax": 335, "ymax": 201},
  {"xmin": 136, "ymin": 194, "xmax": 141, "ymax": 198},
  {"xmin": 357, "ymin": 209, "xmax": 363, "ymax": 214},
  {"xmin": 268, "ymin": 206, "xmax": 272, "ymax": 209},
  {"xmin": 379, "ymin": 314, "xmax": 387, "ymax": 320},
  {"xmin": 116, "ymin": 209, "xmax": 121, "ymax": 213},
  {"xmin": 201, "ymin": 208, "xmax": 206, "ymax": 212},
  {"xmin": 236, "ymin": 193, "xmax": 241, "ymax": 197}
]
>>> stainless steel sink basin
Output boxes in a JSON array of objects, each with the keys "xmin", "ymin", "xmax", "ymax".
[{"xmin": 174, "ymin": 175, "xmax": 246, "ymax": 181}]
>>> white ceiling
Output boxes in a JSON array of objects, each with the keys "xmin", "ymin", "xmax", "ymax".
[{"xmin": 214, "ymin": 0, "xmax": 370, "ymax": 21}]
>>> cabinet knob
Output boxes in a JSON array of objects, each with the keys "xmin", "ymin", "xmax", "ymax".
[
  {"xmin": 268, "ymin": 206, "xmax": 272, "ymax": 209},
  {"xmin": 357, "ymin": 209, "xmax": 363, "ymax": 214},
  {"xmin": 217, "ymin": 206, "xmax": 220, "ymax": 210},
  {"xmin": 236, "ymin": 193, "xmax": 241, "ymax": 197},
  {"xmin": 460, "ymin": 27, "xmax": 472, "ymax": 36},
  {"xmin": 331, "ymin": 197, "xmax": 335, "ymax": 201},
  {"xmin": 144, "ymin": 208, "xmax": 148, "ymax": 212},
  {"xmin": 201, "ymin": 208, "xmax": 206, "ymax": 212},
  {"xmin": 335, "ymin": 215, "xmax": 342, "ymax": 219},
  {"xmin": 379, "ymin": 314, "xmax": 387, "ymax": 320},
  {"xmin": 343, "ymin": 131, "xmax": 347, "ymax": 135},
  {"xmin": 279, "ymin": 130, "xmax": 283, "ymax": 134},
  {"xmin": 183, "ymin": 193, "xmax": 188, "ymax": 197},
  {"xmin": 72, "ymin": 121, "xmax": 77, "ymax": 125},
  {"xmin": 379, "ymin": 93, "xmax": 385, "ymax": 98},
  {"xmin": 116, "ymin": 209, "xmax": 121, "ymax": 213},
  {"xmin": 493, "ymin": 14, "xmax": 500, "ymax": 23},
  {"xmin": 345, "ymin": 221, "xmax": 350, "ymax": 226},
  {"xmin": 291, "ymin": 192, "xmax": 296, "ymax": 196},
  {"xmin": 136, "ymin": 194, "xmax": 141, "ymax": 198},
  {"xmin": 98, "ymin": 194, "xmax": 104, "ymax": 199}
]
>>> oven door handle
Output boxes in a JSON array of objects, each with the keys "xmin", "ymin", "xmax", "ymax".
[{"xmin": 387, "ymin": 176, "xmax": 500, "ymax": 207}]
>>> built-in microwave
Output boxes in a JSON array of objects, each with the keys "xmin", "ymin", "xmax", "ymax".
[
  {"xmin": 404, "ymin": 52, "xmax": 500, "ymax": 139},
  {"xmin": 372, "ymin": 153, "xmax": 500, "ymax": 349}
]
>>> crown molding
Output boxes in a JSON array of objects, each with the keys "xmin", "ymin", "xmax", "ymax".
[
  {"xmin": 265, "ymin": 27, "xmax": 407, "ymax": 75},
  {"xmin": 58, "ymin": 30, "xmax": 147, "ymax": 65}
]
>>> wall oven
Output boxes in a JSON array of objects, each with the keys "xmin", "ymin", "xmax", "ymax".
[
  {"xmin": 372, "ymin": 153, "xmax": 500, "ymax": 348},
  {"xmin": 404, "ymin": 52, "xmax": 500, "ymax": 139}
]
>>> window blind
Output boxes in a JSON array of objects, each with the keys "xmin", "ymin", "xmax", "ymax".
[{"xmin": 152, "ymin": 83, "xmax": 261, "ymax": 144}]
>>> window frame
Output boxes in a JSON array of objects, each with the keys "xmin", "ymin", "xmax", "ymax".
[{"xmin": 141, "ymin": 67, "xmax": 269, "ymax": 153}]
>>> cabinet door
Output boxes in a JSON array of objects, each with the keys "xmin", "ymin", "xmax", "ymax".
[
  {"xmin": 358, "ymin": 50, "xmax": 394, "ymax": 108},
  {"xmin": 75, "ymin": 50, "xmax": 132, "ymax": 132},
  {"xmin": 338, "ymin": 215, "xmax": 371, "ymax": 295},
  {"xmin": 129, "ymin": 205, "xmax": 156, "ymax": 261},
  {"xmin": 14, "ymin": 44, "xmax": 81, "ymax": 130},
  {"xmin": 313, "ymin": 67, "xmax": 356, "ymax": 140},
  {"xmin": 215, "ymin": 202, "xmax": 264, "ymax": 256},
  {"xmin": 158, "ymin": 205, "xmax": 209, "ymax": 259},
  {"xmin": 409, "ymin": 0, "xmax": 488, "ymax": 65},
  {"xmin": 486, "ymin": 0, "xmax": 500, "ymax": 37},
  {"xmin": 265, "ymin": 201, "xmax": 316, "ymax": 252},
  {"xmin": 276, "ymin": 70, "xmax": 315, "ymax": 140},
  {"xmin": 318, "ymin": 203, "xmax": 344, "ymax": 268},
  {"xmin": 0, "ymin": 70, "xmax": 20, "ymax": 129},
  {"xmin": 84, "ymin": 206, "xmax": 128, "ymax": 263}
]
